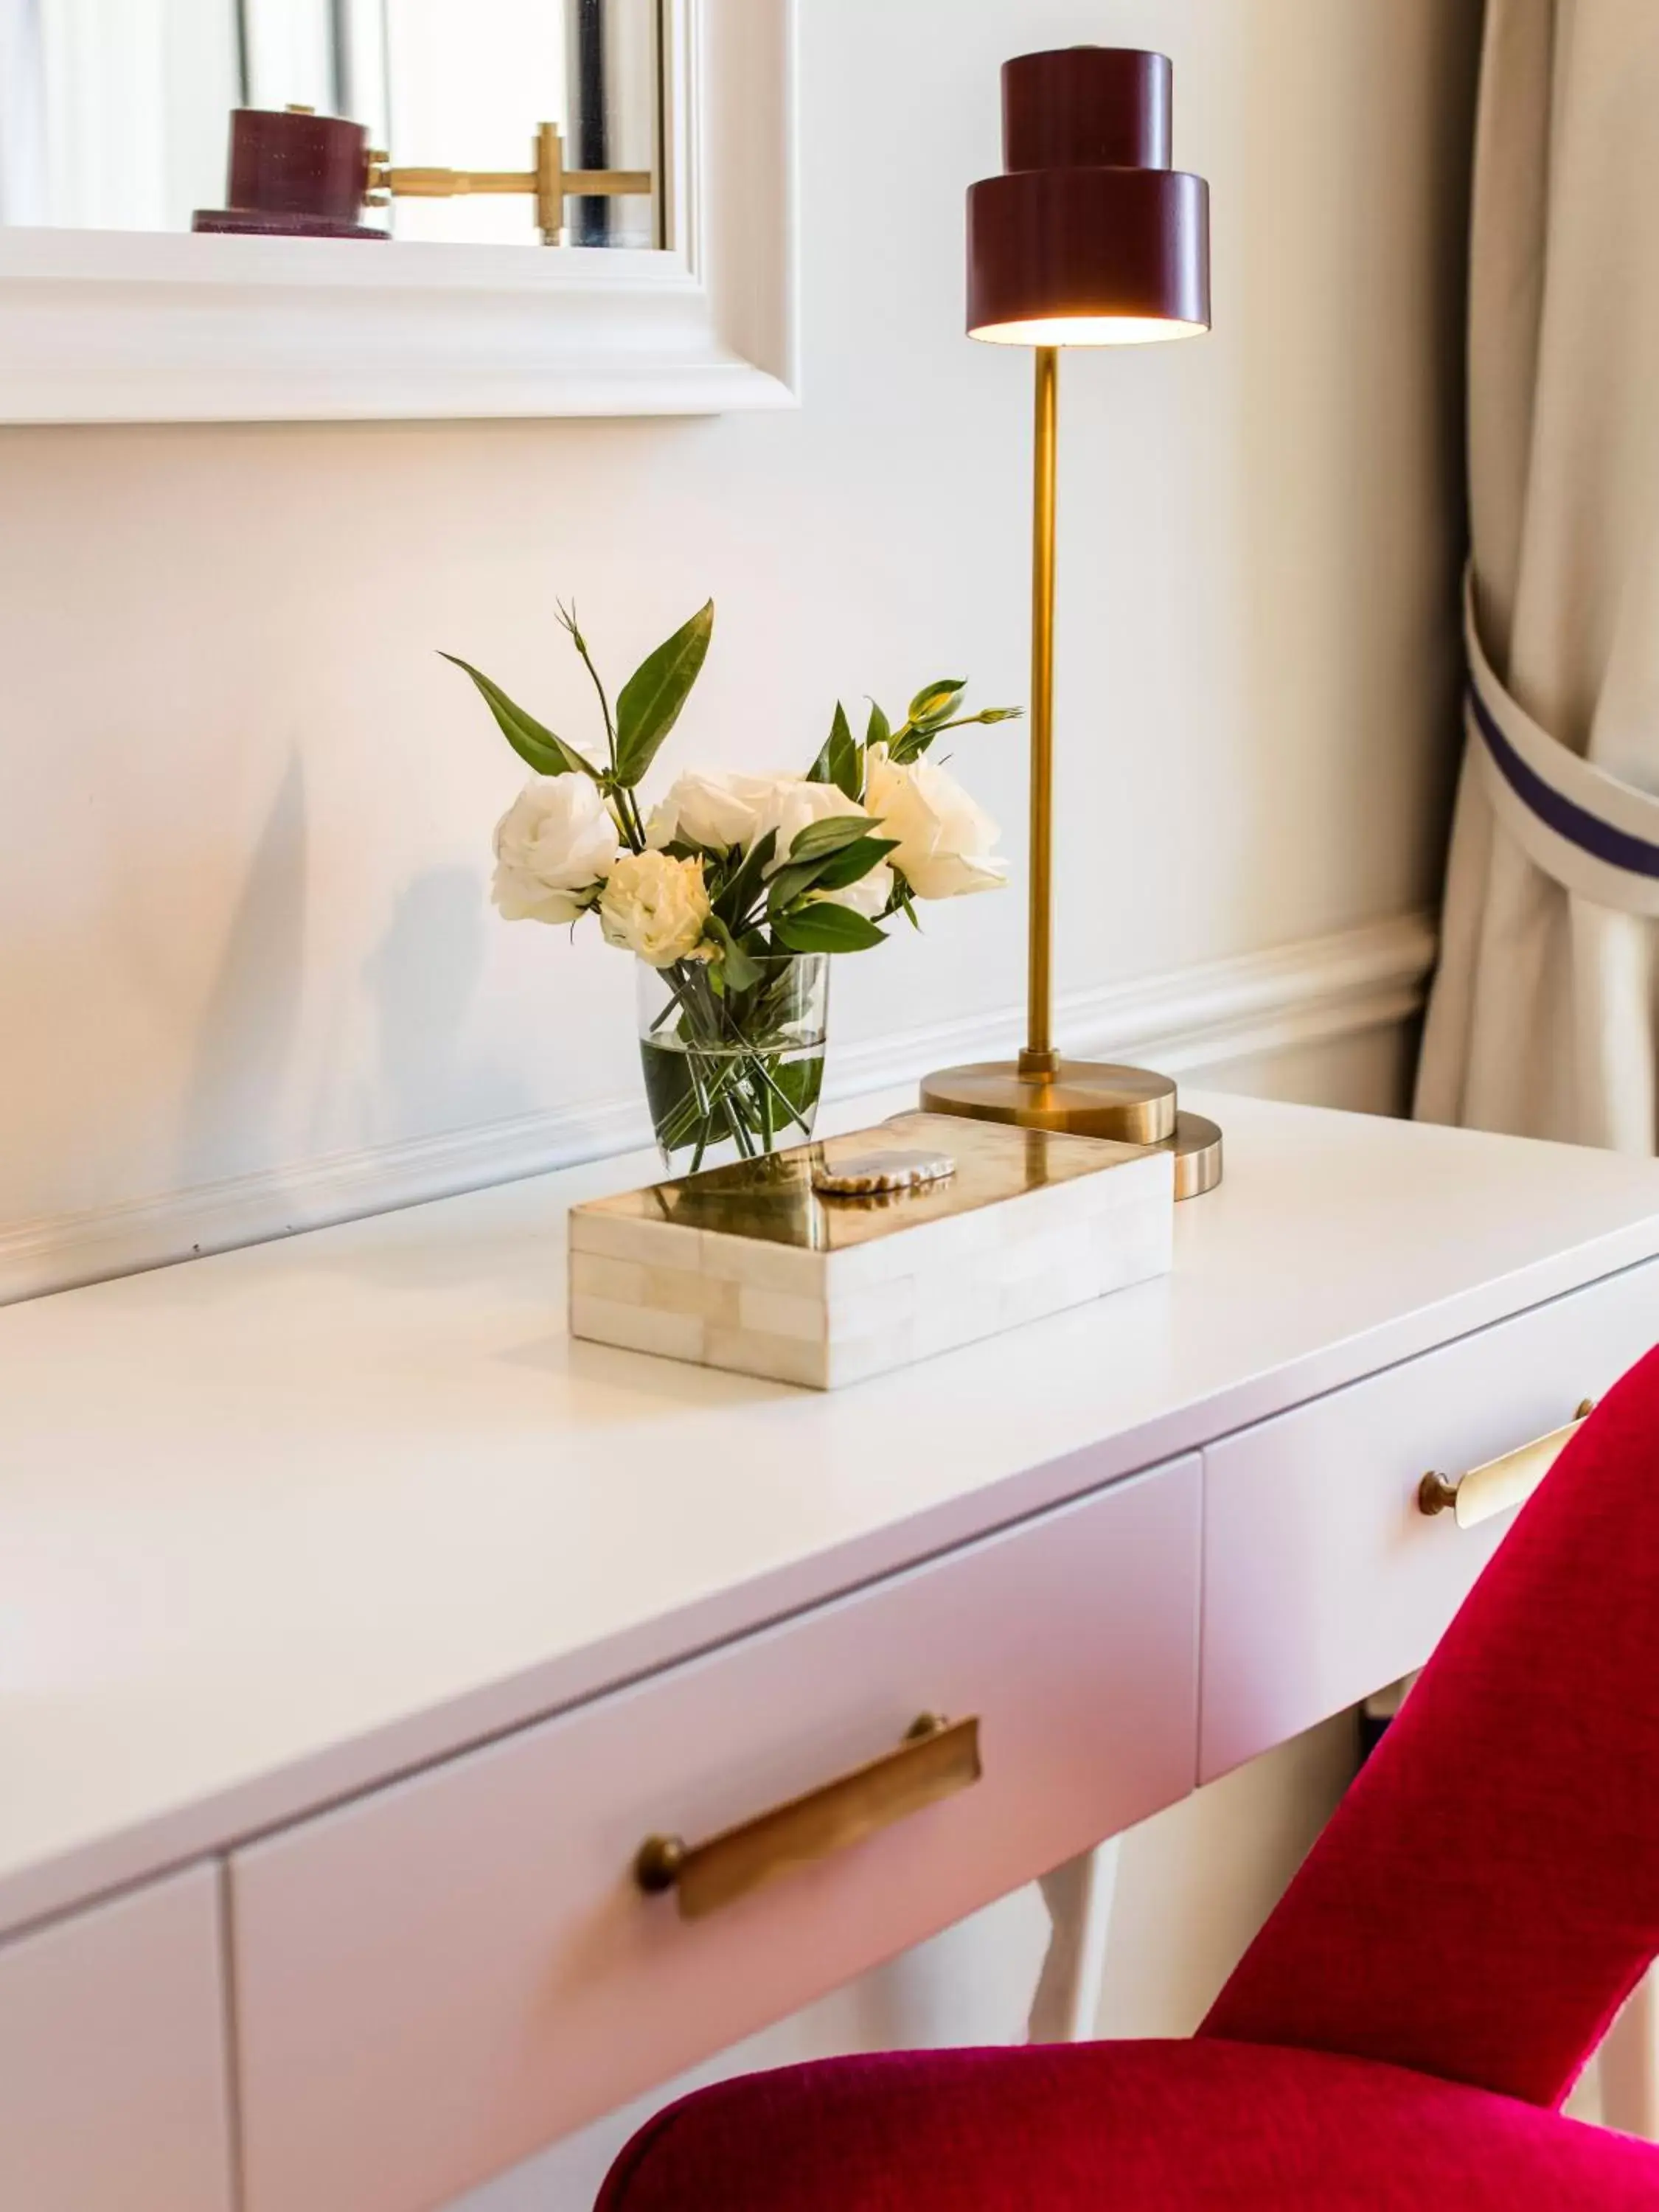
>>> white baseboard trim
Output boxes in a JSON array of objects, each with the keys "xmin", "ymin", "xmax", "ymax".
[{"xmin": 0, "ymin": 912, "xmax": 1435, "ymax": 1306}]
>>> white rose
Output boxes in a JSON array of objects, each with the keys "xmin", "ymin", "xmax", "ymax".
[
  {"xmin": 647, "ymin": 769, "xmax": 888, "ymax": 912},
  {"xmin": 492, "ymin": 773, "xmax": 619, "ymax": 924},
  {"xmin": 648, "ymin": 770, "xmax": 868, "ymax": 868},
  {"xmin": 599, "ymin": 849, "xmax": 714, "ymax": 967},
  {"xmin": 751, "ymin": 776, "xmax": 870, "ymax": 870},
  {"xmin": 863, "ymin": 744, "xmax": 1008, "ymax": 899},
  {"xmin": 646, "ymin": 770, "xmax": 766, "ymax": 854}
]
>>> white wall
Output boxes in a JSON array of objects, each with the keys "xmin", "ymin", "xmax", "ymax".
[
  {"xmin": 0, "ymin": 0, "xmax": 1476, "ymax": 1293},
  {"xmin": 0, "ymin": 0, "xmax": 1481, "ymax": 2202}
]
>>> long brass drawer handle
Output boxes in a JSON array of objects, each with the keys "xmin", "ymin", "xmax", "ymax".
[
  {"xmin": 634, "ymin": 1713, "xmax": 981, "ymax": 1921},
  {"xmin": 1417, "ymin": 1399, "xmax": 1595, "ymax": 1528}
]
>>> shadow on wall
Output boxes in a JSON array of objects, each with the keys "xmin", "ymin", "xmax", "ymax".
[
  {"xmin": 361, "ymin": 864, "xmax": 532, "ymax": 1145},
  {"xmin": 181, "ymin": 753, "xmax": 307, "ymax": 1189},
  {"xmin": 182, "ymin": 785, "xmax": 529, "ymax": 1194}
]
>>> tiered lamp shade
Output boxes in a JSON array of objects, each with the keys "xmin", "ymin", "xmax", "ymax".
[{"xmin": 967, "ymin": 47, "xmax": 1210, "ymax": 345}]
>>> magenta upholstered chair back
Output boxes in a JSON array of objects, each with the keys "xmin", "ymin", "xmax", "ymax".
[{"xmin": 1201, "ymin": 1340, "xmax": 1659, "ymax": 2108}]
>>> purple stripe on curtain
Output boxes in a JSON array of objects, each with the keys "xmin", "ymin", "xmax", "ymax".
[{"xmin": 1467, "ymin": 681, "xmax": 1659, "ymax": 881}]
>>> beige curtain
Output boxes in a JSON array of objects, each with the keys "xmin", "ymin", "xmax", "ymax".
[
  {"xmin": 1416, "ymin": 0, "xmax": 1659, "ymax": 2140},
  {"xmin": 1415, "ymin": 0, "xmax": 1659, "ymax": 1150}
]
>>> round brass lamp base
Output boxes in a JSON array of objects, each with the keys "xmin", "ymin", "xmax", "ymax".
[
  {"xmin": 919, "ymin": 1058, "xmax": 1178, "ymax": 1146},
  {"xmin": 919, "ymin": 1062, "xmax": 1223, "ymax": 1200},
  {"xmin": 1165, "ymin": 1111, "xmax": 1223, "ymax": 1200}
]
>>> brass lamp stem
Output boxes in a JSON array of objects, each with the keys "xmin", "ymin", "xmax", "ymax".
[
  {"xmin": 1021, "ymin": 345, "xmax": 1059, "ymax": 1080},
  {"xmin": 917, "ymin": 338, "xmax": 1221, "ymax": 1195},
  {"xmin": 918, "ymin": 50, "xmax": 1222, "ymax": 1194}
]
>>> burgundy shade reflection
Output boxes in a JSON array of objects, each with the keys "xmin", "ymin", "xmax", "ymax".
[
  {"xmin": 967, "ymin": 46, "xmax": 1209, "ymax": 341},
  {"xmin": 194, "ymin": 109, "xmax": 387, "ymax": 240}
]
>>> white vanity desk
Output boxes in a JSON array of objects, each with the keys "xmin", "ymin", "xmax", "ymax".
[{"xmin": 4, "ymin": 1090, "xmax": 1658, "ymax": 2212}]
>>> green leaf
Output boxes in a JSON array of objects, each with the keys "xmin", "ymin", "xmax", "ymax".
[
  {"xmin": 773, "ymin": 903, "xmax": 888, "ymax": 955},
  {"xmin": 908, "ymin": 678, "xmax": 967, "ymax": 729},
  {"xmin": 767, "ymin": 827, "xmax": 894, "ymax": 914},
  {"xmin": 880, "ymin": 869, "xmax": 922, "ymax": 928},
  {"xmin": 706, "ymin": 915, "xmax": 762, "ymax": 992},
  {"xmin": 764, "ymin": 860, "xmax": 828, "ymax": 913},
  {"xmin": 614, "ymin": 600, "xmax": 714, "ymax": 787},
  {"xmin": 807, "ymin": 701, "xmax": 846, "ymax": 783},
  {"xmin": 440, "ymin": 655, "xmax": 599, "ymax": 779},
  {"xmin": 866, "ymin": 700, "xmax": 891, "ymax": 752},
  {"xmin": 801, "ymin": 835, "xmax": 899, "ymax": 892},
  {"xmin": 785, "ymin": 813, "xmax": 873, "ymax": 863},
  {"xmin": 808, "ymin": 702, "xmax": 863, "ymax": 799}
]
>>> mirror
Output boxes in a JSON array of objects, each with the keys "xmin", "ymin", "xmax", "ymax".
[
  {"xmin": 0, "ymin": 0, "xmax": 661, "ymax": 248},
  {"xmin": 0, "ymin": 0, "xmax": 796, "ymax": 425}
]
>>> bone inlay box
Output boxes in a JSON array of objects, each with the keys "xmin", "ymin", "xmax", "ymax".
[{"xmin": 568, "ymin": 1113, "xmax": 1174, "ymax": 1389}]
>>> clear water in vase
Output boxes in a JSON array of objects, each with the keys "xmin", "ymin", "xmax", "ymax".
[{"xmin": 637, "ymin": 952, "xmax": 830, "ymax": 1176}]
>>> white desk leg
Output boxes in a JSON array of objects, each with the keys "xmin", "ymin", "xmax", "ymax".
[
  {"xmin": 1027, "ymin": 1840, "xmax": 1121, "ymax": 2045},
  {"xmin": 1601, "ymin": 1966, "xmax": 1659, "ymax": 2140}
]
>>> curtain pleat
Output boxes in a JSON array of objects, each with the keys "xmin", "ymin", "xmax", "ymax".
[{"xmin": 1415, "ymin": 0, "xmax": 1659, "ymax": 1155}]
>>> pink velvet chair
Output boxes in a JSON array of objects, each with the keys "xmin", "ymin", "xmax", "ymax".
[{"xmin": 597, "ymin": 1344, "xmax": 1659, "ymax": 2208}]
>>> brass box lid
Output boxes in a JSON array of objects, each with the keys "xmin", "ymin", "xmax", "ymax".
[{"xmin": 572, "ymin": 1112, "xmax": 1153, "ymax": 1255}]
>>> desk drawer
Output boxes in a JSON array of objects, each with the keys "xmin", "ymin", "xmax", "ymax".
[
  {"xmin": 0, "ymin": 1866, "xmax": 233, "ymax": 2212},
  {"xmin": 232, "ymin": 1454, "xmax": 1200, "ymax": 2212},
  {"xmin": 1201, "ymin": 1260, "xmax": 1659, "ymax": 1783}
]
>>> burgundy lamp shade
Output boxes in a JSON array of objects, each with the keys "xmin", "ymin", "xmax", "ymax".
[{"xmin": 967, "ymin": 48, "xmax": 1210, "ymax": 344}]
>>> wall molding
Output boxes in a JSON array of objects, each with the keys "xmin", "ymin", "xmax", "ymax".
[
  {"xmin": 827, "ymin": 911, "xmax": 1436, "ymax": 1101},
  {"xmin": 0, "ymin": 913, "xmax": 1435, "ymax": 1306}
]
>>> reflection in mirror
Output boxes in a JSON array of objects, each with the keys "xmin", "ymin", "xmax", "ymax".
[{"xmin": 0, "ymin": 0, "xmax": 661, "ymax": 247}]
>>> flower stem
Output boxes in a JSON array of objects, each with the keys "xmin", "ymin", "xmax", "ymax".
[{"xmin": 644, "ymin": 955, "xmax": 823, "ymax": 1172}]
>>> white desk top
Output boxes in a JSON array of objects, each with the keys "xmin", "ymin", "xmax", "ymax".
[{"xmin": 4, "ymin": 1089, "xmax": 1659, "ymax": 1939}]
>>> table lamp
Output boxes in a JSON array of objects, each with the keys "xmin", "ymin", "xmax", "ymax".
[{"xmin": 920, "ymin": 47, "xmax": 1222, "ymax": 1197}]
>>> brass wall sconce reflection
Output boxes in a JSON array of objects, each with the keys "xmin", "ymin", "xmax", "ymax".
[
  {"xmin": 195, "ymin": 108, "xmax": 651, "ymax": 246},
  {"xmin": 366, "ymin": 121, "xmax": 651, "ymax": 247}
]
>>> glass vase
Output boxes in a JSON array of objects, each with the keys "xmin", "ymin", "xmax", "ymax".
[{"xmin": 637, "ymin": 951, "xmax": 829, "ymax": 1175}]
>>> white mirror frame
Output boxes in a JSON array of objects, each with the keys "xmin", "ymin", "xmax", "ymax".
[{"xmin": 0, "ymin": 0, "xmax": 796, "ymax": 423}]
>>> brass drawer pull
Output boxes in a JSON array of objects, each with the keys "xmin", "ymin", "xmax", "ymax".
[
  {"xmin": 634, "ymin": 1713, "xmax": 981, "ymax": 1921},
  {"xmin": 1418, "ymin": 1399, "xmax": 1595, "ymax": 1528}
]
